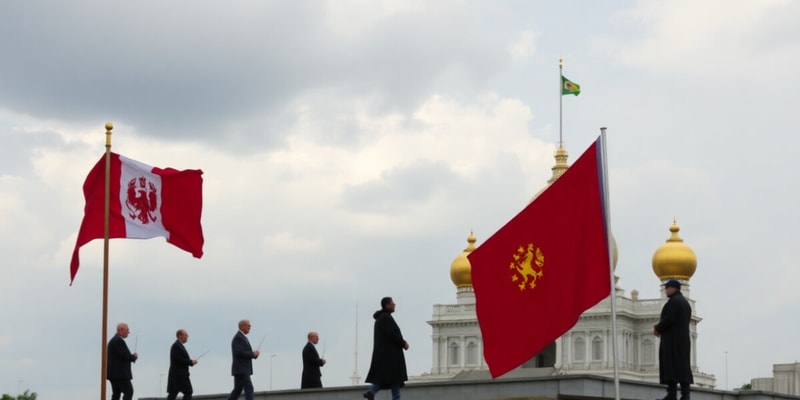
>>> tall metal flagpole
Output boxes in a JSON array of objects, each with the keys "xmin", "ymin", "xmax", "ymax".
[
  {"xmin": 600, "ymin": 128, "xmax": 621, "ymax": 400},
  {"xmin": 101, "ymin": 122, "xmax": 113, "ymax": 400},
  {"xmin": 559, "ymin": 57, "xmax": 563, "ymax": 146}
]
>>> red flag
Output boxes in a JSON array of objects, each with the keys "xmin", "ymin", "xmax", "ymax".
[
  {"xmin": 70, "ymin": 153, "xmax": 204, "ymax": 284},
  {"xmin": 468, "ymin": 136, "xmax": 611, "ymax": 378}
]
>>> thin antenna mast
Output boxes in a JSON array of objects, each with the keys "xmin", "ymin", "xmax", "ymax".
[
  {"xmin": 559, "ymin": 57, "xmax": 564, "ymax": 147},
  {"xmin": 350, "ymin": 302, "xmax": 361, "ymax": 385}
]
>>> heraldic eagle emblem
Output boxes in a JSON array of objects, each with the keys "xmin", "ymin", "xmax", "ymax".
[
  {"xmin": 509, "ymin": 243, "xmax": 544, "ymax": 291},
  {"xmin": 125, "ymin": 176, "xmax": 158, "ymax": 224}
]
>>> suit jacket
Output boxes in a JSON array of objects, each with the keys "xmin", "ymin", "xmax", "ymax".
[
  {"xmin": 167, "ymin": 340, "xmax": 193, "ymax": 393},
  {"xmin": 301, "ymin": 341, "xmax": 324, "ymax": 389},
  {"xmin": 230, "ymin": 331, "xmax": 256, "ymax": 376},
  {"xmin": 107, "ymin": 334, "xmax": 136, "ymax": 381}
]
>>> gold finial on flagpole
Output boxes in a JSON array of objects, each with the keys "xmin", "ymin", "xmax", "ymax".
[{"xmin": 105, "ymin": 122, "xmax": 113, "ymax": 148}]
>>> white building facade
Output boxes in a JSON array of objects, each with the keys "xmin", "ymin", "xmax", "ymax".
[{"xmin": 752, "ymin": 363, "xmax": 800, "ymax": 395}]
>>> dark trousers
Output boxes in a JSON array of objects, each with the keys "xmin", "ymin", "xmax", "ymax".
[
  {"xmin": 226, "ymin": 374, "xmax": 254, "ymax": 400},
  {"xmin": 666, "ymin": 382, "xmax": 690, "ymax": 400},
  {"xmin": 109, "ymin": 379, "xmax": 133, "ymax": 400},
  {"xmin": 167, "ymin": 388, "xmax": 192, "ymax": 400},
  {"xmin": 368, "ymin": 382, "xmax": 402, "ymax": 400}
]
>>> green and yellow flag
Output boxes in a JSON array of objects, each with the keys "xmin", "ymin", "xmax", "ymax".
[{"xmin": 561, "ymin": 75, "xmax": 580, "ymax": 96}]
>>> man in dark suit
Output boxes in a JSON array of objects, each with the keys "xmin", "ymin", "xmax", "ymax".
[
  {"xmin": 300, "ymin": 331, "xmax": 326, "ymax": 389},
  {"xmin": 167, "ymin": 329, "xmax": 198, "ymax": 400},
  {"xmin": 107, "ymin": 322, "xmax": 138, "ymax": 400},
  {"xmin": 226, "ymin": 319, "xmax": 260, "ymax": 400},
  {"xmin": 364, "ymin": 297, "xmax": 409, "ymax": 400},
  {"xmin": 654, "ymin": 279, "xmax": 694, "ymax": 400}
]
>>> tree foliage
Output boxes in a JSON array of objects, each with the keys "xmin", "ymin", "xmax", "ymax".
[{"xmin": 1, "ymin": 390, "xmax": 37, "ymax": 400}]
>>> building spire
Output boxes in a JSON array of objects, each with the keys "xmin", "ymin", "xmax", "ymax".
[{"xmin": 547, "ymin": 145, "xmax": 569, "ymax": 184}]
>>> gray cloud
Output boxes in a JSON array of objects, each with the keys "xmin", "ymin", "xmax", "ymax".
[
  {"xmin": 340, "ymin": 160, "xmax": 457, "ymax": 213},
  {"xmin": 0, "ymin": 1, "xmax": 508, "ymax": 152}
]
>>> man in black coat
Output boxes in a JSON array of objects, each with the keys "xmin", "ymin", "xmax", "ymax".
[
  {"xmin": 226, "ymin": 319, "xmax": 260, "ymax": 400},
  {"xmin": 654, "ymin": 280, "xmax": 694, "ymax": 400},
  {"xmin": 364, "ymin": 297, "xmax": 409, "ymax": 400},
  {"xmin": 300, "ymin": 331, "xmax": 326, "ymax": 389},
  {"xmin": 107, "ymin": 322, "xmax": 138, "ymax": 400},
  {"xmin": 167, "ymin": 329, "xmax": 198, "ymax": 400}
]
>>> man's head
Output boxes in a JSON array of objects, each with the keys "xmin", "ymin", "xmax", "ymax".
[
  {"xmin": 176, "ymin": 329, "xmax": 189, "ymax": 343},
  {"xmin": 308, "ymin": 331, "xmax": 319, "ymax": 344},
  {"xmin": 663, "ymin": 279, "xmax": 681, "ymax": 297},
  {"xmin": 381, "ymin": 296, "xmax": 396, "ymax": 313},
  {"xmin": 116, "ymin": 323, "xmax": 130, "ymax": 338},
  {"xmin": 238, "ymin": 319, "xmax": 252, "ymax": 335}
]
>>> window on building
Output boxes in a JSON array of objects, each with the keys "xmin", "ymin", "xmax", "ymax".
[
  {"xmin": 625, "ymin": 335, "xmax": 633, "ymax": 364},
  {"xmin": 642, "ymin": 339, "xmax": 654, "ymax": 365},
  {"xmin": 466, "ymin": 342, "xmax": 478, "ymax": 365},
  {"xmin": 574, "ymin": 337, "xmax": 585, "ymax": 362},
  {"xmin": 592, "ymin": 336, "xmax": 603, "ymax": 361},
  {"xmin": 449, "ymin": 342, "xmax": 460, "ymax": 366}
]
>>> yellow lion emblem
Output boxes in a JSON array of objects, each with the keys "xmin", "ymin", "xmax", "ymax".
[{"xmin": 509, "ymin": 243, "xmax": 544, "ymax": 291}]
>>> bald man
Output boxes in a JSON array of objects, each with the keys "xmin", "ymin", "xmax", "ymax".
[
  {"xmin": 301, "ymin": 331, "xmax": 326, "ymax": 389},
  {"xmin": 107, "ymin": 322, "xmax": 138, "ymax": 400}
]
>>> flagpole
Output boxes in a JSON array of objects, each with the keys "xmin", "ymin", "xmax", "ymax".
[
  {"xmin": 599, "ymin": 128, "xmax": 621, "ymax": 400},
  {"xmin": 101, "ymin": 122, "xmax": 113, "ymax": 400},
  {"xmin": 559, "ymin": 57, "xmax": 563, "ymax": 146}
]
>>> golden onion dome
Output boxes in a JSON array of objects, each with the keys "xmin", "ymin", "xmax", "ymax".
[
  {"xmin": 450, "ymin": 231, "xmax": 477, "ymax": 288},
  {"xmin": 652, "ymin": 220, "xmax": 697, "ymax": 280}
]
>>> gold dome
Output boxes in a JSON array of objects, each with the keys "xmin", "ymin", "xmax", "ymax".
[
  {"xmin": 652, "ymin": 220, "xmax": 697, "ymax": 280},
  {"xmin": 450, "ymin": 231, "xmax": 477, "ymax": 288}
]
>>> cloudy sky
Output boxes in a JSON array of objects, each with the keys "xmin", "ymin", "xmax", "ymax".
[{"xmin": 2, "ymin": 0, "xmax": 800, "ymax": 398}]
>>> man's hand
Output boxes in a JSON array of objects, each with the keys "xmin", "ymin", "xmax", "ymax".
[
  {"xmin": 403, "ymin": 341, "xmax": 410, "ymax": 350},
  {"xmin": 253, "ymin": 350, "xmax": 261, "ymax": 358}
]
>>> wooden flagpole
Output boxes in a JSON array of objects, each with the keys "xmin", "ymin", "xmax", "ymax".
[{"xmin": 101, "ymin": 122, "xmax": 113, "ymax": 400}]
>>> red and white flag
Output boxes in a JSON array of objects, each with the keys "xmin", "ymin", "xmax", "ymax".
[{"xmin": 70, "ymin": 153, "xmax": 204, "ymax": 284}]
